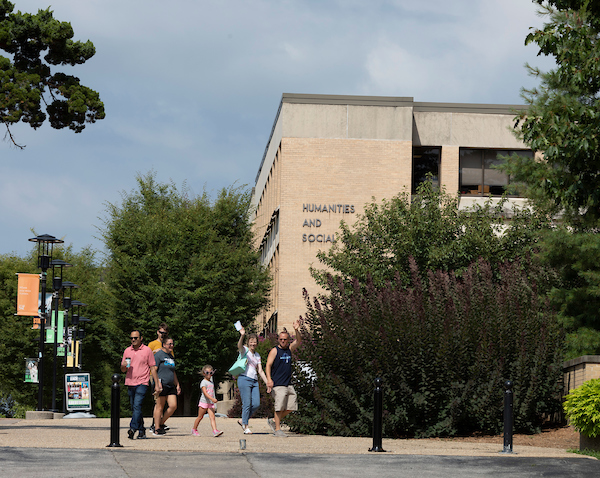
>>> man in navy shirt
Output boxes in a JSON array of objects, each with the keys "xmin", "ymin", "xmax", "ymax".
[{"xmin": 266, "ymin": 319, "xmax": 302, "ymax": 437}]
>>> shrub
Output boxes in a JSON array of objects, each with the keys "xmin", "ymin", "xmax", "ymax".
[
  {"xmin": 564, "ymin": 379, "xmax": 600, "ymax": 438},
  {"xmin": 288, "ymin": 258, "xmax": 564, "ymax": 437}
]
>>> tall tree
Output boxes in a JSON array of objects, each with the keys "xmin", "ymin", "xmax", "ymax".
[
  {"xmin": 501, "ymin": 1, "xmax": 600, "ymax": 357},
  {"xmin": 101, "ymin": 172, "xmax": 271, "ymax": 414},
  {"xmin": 504, "ymin": 1, "xmax": 600, "ymax": 228},
  {"xmin": 0, "ymin": 0, "xmax": 105, "ymax": 148}
]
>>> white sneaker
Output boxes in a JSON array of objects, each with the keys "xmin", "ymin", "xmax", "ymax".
[
  {"xmin": 267, "ymin": 418, "xmax": 276, "ymax": 432},
  {"xmin": 243, "ymin": 427, "xmax": 253, "ymax": 434}
]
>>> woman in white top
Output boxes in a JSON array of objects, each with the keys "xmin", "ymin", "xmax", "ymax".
[{"xmin": 236, "ymin": 327, "xmax": 268, "ymax": 434}]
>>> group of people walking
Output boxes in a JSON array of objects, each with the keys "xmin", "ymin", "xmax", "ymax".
[{"xmin": 120, "ymin": 319, "xmax": 302, "ymax": 439}]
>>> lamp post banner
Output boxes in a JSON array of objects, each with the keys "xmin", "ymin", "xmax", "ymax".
[
  {"xmin": 31, "ymin": 293, "xmax": 53, "ymax": 329},
  {"xmin": 24, "ymin": 358, "xmax": 39, "ymax": 383},
  {"xmin": 65, "ymin": 373, "xmax": 92, "ymax": 412},
  {"xmin": 16, "ymin": 273, "xmax": 39, "ymax": 316},
  {"xmin": 44, "ymin": 311, "xmax": 64, "ymax": 344}
]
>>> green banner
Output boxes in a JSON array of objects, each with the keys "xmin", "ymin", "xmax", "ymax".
[{"xmin": 45, "ymin": 311, "xmax": 64, "ymax": 344}]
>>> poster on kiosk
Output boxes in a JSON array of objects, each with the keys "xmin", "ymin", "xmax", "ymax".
[{"xmin": 65, "ymin": 373, "xmax": 92, "ymax": 412}]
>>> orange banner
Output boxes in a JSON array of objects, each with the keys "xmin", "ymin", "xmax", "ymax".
[{"xmin": 16, "ymin": 273, "xmax": 40, "ymax": 316}]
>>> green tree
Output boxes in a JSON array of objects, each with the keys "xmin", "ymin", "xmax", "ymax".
[
  {"xmin": 313, "ymin": 181, "xmax": 550, "ymax": 290},
  {"xmin": 504, "ymin": 1, "xmax": 600, "ymax": 228},
  {"xmin": 101, "ymin": 172, "xmax": 271, "ymax": 415},
  {"xmin": 0, "ymin": 252, "xmax": 38, "ymax": 410},
  {"xmin": 0, "ymin": 0, "xmax": 105, "ymax": 148},
  {"xmin": 0, "ymin": 245, "xmax": 112, "ymax": 415},
  {"xmin": 535, "ymin": 227, "xmax": 600, "ymax": 358}
]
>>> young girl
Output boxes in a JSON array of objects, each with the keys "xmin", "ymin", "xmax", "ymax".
[{"xmin": 192, "ymin": 365, "xmax": 223, "ymax": 437}]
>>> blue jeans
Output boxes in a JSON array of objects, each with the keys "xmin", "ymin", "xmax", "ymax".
[
  {"xmin": 128, "ymin": 384, "xmax": 148, "ymax": 432},
  {"xmin": 237, "ymin": 374, "xmax": 260, "ymax": 425}
]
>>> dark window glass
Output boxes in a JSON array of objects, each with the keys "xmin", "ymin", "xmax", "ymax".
[
  {"xmin": 412, "ymin": 147, "xmax": 440, "ymax": 194},
  {"xmin": 459, "ymin": 149, "xmax": 533, "ymax": 196}
]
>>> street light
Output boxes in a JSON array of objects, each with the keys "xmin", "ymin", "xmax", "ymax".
[
  {"xmin": 70, "ymin": 300, "xmax": 87, "ymax": 372},
  {"xmin": 49, "ymin": 259, "xmax": 72, "ymax": 412},
  {"xmin": 28, "ymin": 234, "xmax": 64, "ymax": 411},
  {"xmin": 60, "ymin": 281, "xmax": 78, "ymax": 413},
  {"xmin": 78, "ymin": 317, "xmax": 91, "ymax": 370}
]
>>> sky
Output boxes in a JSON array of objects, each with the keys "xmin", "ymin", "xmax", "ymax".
[{"xmin": 0, "ymin": 0, "xmax": 556, "ymax": 259}]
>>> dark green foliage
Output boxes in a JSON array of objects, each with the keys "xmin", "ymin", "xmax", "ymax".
[
  {"xmin": 503, "ymin": 1, "xmax": 600, "ymax": 227},
  {"xmin": 0, "ymin": 0, "xmax": 104, "ymax": 146},
  {"xmin": 289, "ymin": 259, "xmax": 564, "ymax": 437},
  {"xmin": 0, "ymin": 253, "xmax": 38, "ymax": 410},
  {"xmin": 313, "ymin": 181, "xmax": 550, "ymax": 290},
  {"xmin": 0, "ymin": 245, "xmax": 115, "ymax": 415},
  {"xmin": 101, "ymin": 172, "xmax": 271, "ymax": 414},
  {"xmin": 534, "ymin": 227, "xmax": 600, "ymax": 358}
]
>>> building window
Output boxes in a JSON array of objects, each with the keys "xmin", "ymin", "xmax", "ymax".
[
  {"xmin": 459, "ymin": 149, "xmax": 533, "ymax": 196},
  {"xmin": 412, "ymin": 147, "xmax": 440, "ymax": 194},
  {"xmin": 264, "ymin": 311, "xmax": 277, "ymax": 336}
]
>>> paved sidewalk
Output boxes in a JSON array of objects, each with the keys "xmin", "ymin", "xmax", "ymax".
[
  {"xmin": 1, "ymin": 448, "xmax": 599, "ymax": 478},
  {"xmin": 1, "ymin": 417, "xmax": 598, "ymax": 478},
  {"xmin": 0, "ymin": 416, "xmax": 591, "ymax": 457}
]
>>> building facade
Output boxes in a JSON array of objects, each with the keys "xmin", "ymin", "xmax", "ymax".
[{"xmin": 251, "ymin": 94, "xmax": 532, "ymax": 334}]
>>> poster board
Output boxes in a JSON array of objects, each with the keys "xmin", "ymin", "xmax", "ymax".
[
  {"xmin": 24, "ymin": 358, "xmax": 39, "ymax": 383},
  {"xmin": 65, "ymin": 373, "xmax": 92, "ymax": 412}
]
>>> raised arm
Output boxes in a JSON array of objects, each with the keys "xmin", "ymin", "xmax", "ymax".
[
  {"xmin": 237, "ymin": 327, "xmax": 246, "ymax": 355},
  {"xmin": 290, "ymin": 319, "xmax": 302, "ymax": 352}
]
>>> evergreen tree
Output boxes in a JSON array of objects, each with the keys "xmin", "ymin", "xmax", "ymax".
[{"xmin": 0, "ymin": 0, "xmax": 105, "ymax": 147}]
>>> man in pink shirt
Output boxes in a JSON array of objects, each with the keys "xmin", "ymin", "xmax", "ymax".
[{"xmin": 121, "ymin": 330, "xmax": 161, "ymax": 439}]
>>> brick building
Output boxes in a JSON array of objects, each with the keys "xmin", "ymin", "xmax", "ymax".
[{"xmin": 251, "ymin": 94, "xmax": 532, "ymax": 334}]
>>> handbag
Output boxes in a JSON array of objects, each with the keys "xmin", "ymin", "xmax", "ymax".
[{"xmin": 228, "ymin": 351, "xmax": 248, "ymax": 377}]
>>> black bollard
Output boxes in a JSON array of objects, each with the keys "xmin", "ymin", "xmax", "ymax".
[
  {"xmin": 107, "ymin": 373, "xmax": 123, "ymax": 448},
  {"xmin": 369, "ymin": 377, "xmax": 386, "ymax": 452},
  {"xmin": 501, "ymin": 380, "xmax": 514, "ymax": 454}
]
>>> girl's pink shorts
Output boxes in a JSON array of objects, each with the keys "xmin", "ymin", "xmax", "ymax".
[{"xmin": 198, "ymin": 402, "xmax": 215, "ymax": 409}]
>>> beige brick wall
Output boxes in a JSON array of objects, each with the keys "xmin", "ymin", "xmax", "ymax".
[
  {"xmin": 441, "ymin": 145, "xmax": 459, "ymax": 194},
  {"xmin": 272, "ymin": 137, "xmax": 412, "ymax": 332},
  {"xmin": 563, "ymin": 356, "xmax": 600, "ymax": 395}
]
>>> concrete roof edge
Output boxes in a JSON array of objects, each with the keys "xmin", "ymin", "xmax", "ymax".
[
  {"xmin": 563, "ymin": 355, "xmax": 600, "ymax": 369},
  {"xmin": 414, "ymin": 102, "xmax": 527, "ymax": 115},
  {"xmin": 282, "ymin": 93, "xmax": 415, "ymax": 106}
]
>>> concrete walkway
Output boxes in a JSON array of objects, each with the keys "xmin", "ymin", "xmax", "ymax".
[
  {"xmin": 0, "ymin": 416, "xmax": 588, "ymax": 457},
  {"xmin": 1, "ymin": 416, "xmax": 598, "ymax": 478}
]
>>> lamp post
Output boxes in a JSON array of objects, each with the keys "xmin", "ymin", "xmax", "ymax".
[
  {"xmin": 60, "ymin": 281, "xmax": 78, "ymax": 413},
  {"xmin": 70, "ymin": 300, "xmax": 87, "ymax": 372},
  {"xmin": 49, "ymin": 260, "xmax": 72, "ymax": 412},
  {"xmin": 78, "ymin": 317, "xmax": 91, "ymax": 370},
  {"xmin": 28, "ymin": 234, "xmax": 64, "ymax": 411}
]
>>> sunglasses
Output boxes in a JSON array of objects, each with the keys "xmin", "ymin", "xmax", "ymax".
[
  {"xmin": 159, "ymin": 331, "xmax": 167, "ymax": 335},
  {"xmin": 166, "ymin": 343, "xmax": 174, "ymax": 347},
  {"xmin": 204, "ymin": 370, "xmax": 215, "ymax": 375},
  {"xmin": 130, "ymin": 336, "xmax": 140, "ymax": 340}
]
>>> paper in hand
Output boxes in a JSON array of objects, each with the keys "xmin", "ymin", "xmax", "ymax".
[{"xmin": 234, "ymin": 320, "xmax": 242, "ymax": 331}]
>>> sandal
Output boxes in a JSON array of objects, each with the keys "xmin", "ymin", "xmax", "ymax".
[{"xmin": 237, "ymin": 419, "xmax": 245, "ymax": 429}]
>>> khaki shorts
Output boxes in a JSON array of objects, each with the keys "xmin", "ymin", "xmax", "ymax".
[{"xmin": 272, "ymin": 385, "xmax": 297, "ymax": 412}]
